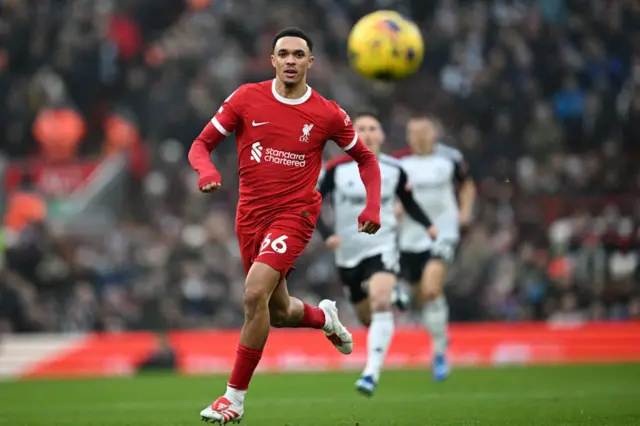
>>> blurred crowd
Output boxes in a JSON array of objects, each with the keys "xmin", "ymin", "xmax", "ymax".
[{"xmin": 1, "ymin": 0, "xmax": 639, "ymax": 333}]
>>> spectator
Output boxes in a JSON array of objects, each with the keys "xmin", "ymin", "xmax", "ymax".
[
  {"xmin": 524, "ymin": 102, "xmax": 563, "ymax": 164},
  {"xmin": 0, "ymin": 0, "xmax": 638, "ymax": 331}
]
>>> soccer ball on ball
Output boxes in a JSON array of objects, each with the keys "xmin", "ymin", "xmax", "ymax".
[{"xmin": 347, "ymin": 10, "xmax": 424, "ymax": 81}]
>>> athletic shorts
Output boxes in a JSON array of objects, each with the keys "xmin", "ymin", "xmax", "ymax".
[
  {"xmin": 400, "ymin": 239, "xmax": 458, "ymax": 284},
  {"xmin": 337, "ymin": 253, "xmax": 398, "ymax": 304},
  {"xmin": 237, "ymin": 216, "xmax": 315, "ymax": 278}
]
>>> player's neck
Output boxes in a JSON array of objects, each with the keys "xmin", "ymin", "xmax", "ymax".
[
  {"xmin": 274, "ymin": 78, "xmax": 308, "ymax": 100},
  {"xmin": 413, "ymin": 147, "xmax": 434, "ymax": 156}
]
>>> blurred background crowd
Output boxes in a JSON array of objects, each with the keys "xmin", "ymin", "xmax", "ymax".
[{"xmin": 0, "ymin": 0, "xmax": 639, "ymax": 334}]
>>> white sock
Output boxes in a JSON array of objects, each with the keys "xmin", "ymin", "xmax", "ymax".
[
  {"xmin": 224, "ymin": 386, "xmax": 246, "ymax": 405},
  {"xmin": 362, "ymin": 311, "xmax": 395, "ymax": 382},
  {"xmin": 421, "ymin": 295, "xmax": 449, "ymax": 356}
]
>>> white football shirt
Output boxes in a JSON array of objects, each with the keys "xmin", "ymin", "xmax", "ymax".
[
  {"xmin": 395, "ymin": 143, "xmax": 469, "ymax": 253},
  {"xmin": 317, "ymin": 153, "xmax": 433, "ymax": 268}
]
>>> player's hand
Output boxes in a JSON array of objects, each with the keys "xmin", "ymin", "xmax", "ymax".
[
  {"xmin": 198, "ymin": 172, "xmax": 222, "ymax": 193},
  {"xmin": 358, "ymin": 208, "xmax": 381, "ymax": 234},
  {"xmin": 428, "ymin": 226, "xmax": 438, "ymax": 240},
  {"xmin": 325, "ymin": 235, "xmax": 342, "ymax": 250},
  {"xmin": 358, "ymin": 221, "xmax": 380, "ymax": 234}
]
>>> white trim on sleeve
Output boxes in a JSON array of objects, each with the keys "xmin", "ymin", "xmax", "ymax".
[
  {"xmin": 211, "ymin": 117, "xmax": 230, "ymax": 136},
  {"xmin": 342, "ymin": 133, "xmax": 358, "ymax": 151}
]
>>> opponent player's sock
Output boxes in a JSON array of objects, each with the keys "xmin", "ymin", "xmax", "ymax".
[
  {"xmin": 421, "ymin": 295, "xmax": 449, "ymax": 355},
  {"xmin": 298, "ymin": 302, "xmax": 327, "ymax": 330},
  {"xmin": 226, "ymin": 344, "xmax": 262, "ymax": 400},
  {"xmin": 362, "ymin": 311, "xmax": 395, "ymax": 382}
]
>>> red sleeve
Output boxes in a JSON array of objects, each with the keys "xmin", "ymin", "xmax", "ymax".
[
  {"xmin": 212, "ymin": 87, "xmax": 244, "ymax": 136},
  {"xmin": 329, "ymin": 104, "xmax": 358, "ymax": 152},
  {"xmin": 188, "ymin": 87, "xmax": 245, "ymax": 187},
  {"xmin": 329, "ymin": 103, "xmax": 382, "ymax": 226}
]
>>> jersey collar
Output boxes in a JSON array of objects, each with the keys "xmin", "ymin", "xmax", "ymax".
[{"xmin": 271, "ymin": 79, "xmax": 312, "ymax": 105}]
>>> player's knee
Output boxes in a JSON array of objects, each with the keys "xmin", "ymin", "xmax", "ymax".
[
  {"xmin": 369, "ymin": 293, "xmax": 392, "ymax": 312},
  {"xmin": 368, "ymin": 274, "xmax": 395, "ymax": 312},
  {"xmin": 421, "ymin": 260, "xmax": 446, "ymax": 302},
  {"xmin": 369, "ymin": 292, "xmax": 393, "ymax": 314},
  {"xmin": 243, "ymin": 287, "xmax": 270, "ymax": 319},
  {"xmin": 421, "ymin": 283, "xmax": 443, "ymax": 302},
  {"xmin": 423, "ymin": 289, "xmax": 441, "ymax": 302},
  {"xmin": 244, "ymin": 262, "xmax": 281, "ymax": 319}
]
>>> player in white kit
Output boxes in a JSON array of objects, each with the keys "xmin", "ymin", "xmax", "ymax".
[
  {"xmin": 394, "ymin": 116, "xmax": 476, "ymax": 382},
  {"xmin": 316, "ymin": 112, "xmax": 437, "ymax": 396}
]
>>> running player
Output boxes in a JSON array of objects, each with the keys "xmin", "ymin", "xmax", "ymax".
[
  {"xmin": 316, "ymin": 112, "xmax": 437, "ymax": 396},
  {"xmin": 189, "ymin": 28, "xmax": 382, "ymax": 424},
  {"xmin": 394, "ymin": 116, "xmax": 476, "ymax": 382}
]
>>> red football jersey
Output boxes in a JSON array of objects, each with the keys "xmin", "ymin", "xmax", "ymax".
[{"xmin": 212, "ymin": 79, "xmax": 359, "ymax": 232}]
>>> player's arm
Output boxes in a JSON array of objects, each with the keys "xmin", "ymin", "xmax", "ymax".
[
  {"xmin": 330, "ymin": 107, "xmax": 381, "ymax": 234},
  {"xmin": 453, "ymin": 154, "xmax": 475, "ymax": 227},
  {"xmin": 315, "ymin": 165, "xmax": 336, "ymax": 240},
  {"xmin": 188, "ymin": 89, "xmax": 242, "ymax": 192},
  {"xmin": 395, "ymin": 168, "xmax": 436, "ymax": 237}
]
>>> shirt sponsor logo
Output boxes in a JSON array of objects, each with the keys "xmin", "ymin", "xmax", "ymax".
[{"xmin": 250, "ymin": 142, "xmax": 305, "ymax": 167}]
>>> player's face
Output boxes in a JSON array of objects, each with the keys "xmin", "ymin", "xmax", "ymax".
[
  {"xmin": 355, "ymin": 116, "xmax": 384, "ymax": 153},
  {"xmin": 271, "ymin": 37, "xmax": 314, "ymax": 87},
  {"xmin": 407, "ymin": 118, "xmax": 437, "ymax": 154}
]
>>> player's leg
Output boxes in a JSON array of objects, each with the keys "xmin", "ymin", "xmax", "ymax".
[
  {"xmin": 338, "ymin": 264, "xmax": 371, "ymax": 326},
  {"xmin": 357, "ymin": 264, "xmax": 396, "ymax": 397},
  {"xmin": 268, "ymin": 277, "xmax": 325, "ymax": 329},
  {"xmin": 266, "ymin": 273, "xmax": 354, "ymax": 353},
  {"xmin": 398, "ymin": 251, "xmax": 424, "ymax": 310},
  {"xmin": 201, "ymin": 229, "xmax": 288, "ymax": 424},
  {"xmin": 417, "ymin": 242, "xmax": 455, "ymax": 382},
  {"xmin": 201, "ymin": 260, "xmax": 281, "ymax": 424},
  {"xmin": 352, "ymin": 299, "xmax": 371, "ymax": 327},
  {"xmin": 419, "ymin": 258, "xmax": 449, "ymax": 354},
  {"xmin": 260, "ymin": 222, "xmax": 353, "ymax": 354}
]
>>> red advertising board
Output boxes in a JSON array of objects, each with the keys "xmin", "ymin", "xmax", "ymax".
[{"xmin": 21, "ymin": 322, "xmax": 640, "ymax": 379}]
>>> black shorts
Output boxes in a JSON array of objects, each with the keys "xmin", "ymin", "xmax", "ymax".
[
  {"xmin": 399, "ymin": 250, "xmax": 431, "ymax": 284},
  {"xmin": 337, "ymin": 254, "xmax": 397, "ymax": 304},
  {"xmin": 400, "ymin": 240, "xmax": 458, "ymax": 284}
]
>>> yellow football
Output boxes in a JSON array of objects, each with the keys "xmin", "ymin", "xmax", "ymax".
[{"xmin": 348, "ymin": 10, "xmax": 424, "ymax": 81}]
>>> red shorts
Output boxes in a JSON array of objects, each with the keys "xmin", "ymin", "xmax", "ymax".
[{"xmin": 237, "ymin": 216, "xmax": 316, "ymax": 277}]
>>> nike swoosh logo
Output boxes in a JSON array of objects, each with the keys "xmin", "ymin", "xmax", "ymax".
[{"xmin": 252, "ymin": 121, "xmax": 269, "ymax": 127}]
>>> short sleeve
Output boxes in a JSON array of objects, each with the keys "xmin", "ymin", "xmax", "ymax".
[
  {"xmin": 329, "ymin": 103, "xmax": 358, "ymax": 152},
  {"xmin": 439, "ymin": 144, "xmax": 470, "ymax": 183},
  {"xmin": 211, "ymin": 86, "xmax": 245, "ymax": 136}
]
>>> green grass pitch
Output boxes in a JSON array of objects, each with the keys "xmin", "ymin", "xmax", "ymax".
[{"xmin": 1, "ymin": 364, "xmax": 639, "ymax": 425}]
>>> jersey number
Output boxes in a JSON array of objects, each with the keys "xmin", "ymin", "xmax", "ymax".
[{"xmin": 260, "ymin": 234, "xmax": 288, "ymax": 254}]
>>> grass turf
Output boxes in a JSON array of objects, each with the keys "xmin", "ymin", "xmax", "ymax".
[{"xmin": 0, "ymin": 364, "xmax": 639, "ymax": 425}]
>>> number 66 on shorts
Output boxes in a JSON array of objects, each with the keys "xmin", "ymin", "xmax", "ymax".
[
  {"xmin": 260, "ymin": 233, "xmax": 289, "ymax": 254},
  {"xmin": 237, "ymin": 218, "xmax": 316, "ymax": 277}
]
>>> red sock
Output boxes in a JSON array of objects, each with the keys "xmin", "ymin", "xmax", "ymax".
[
  {"xmin": 228, "ymin": 344, "xmax": 262, "ymax": 390},
  {"xmin": 297, "ymin": 303, "xmax": 326, "ymax": 329}
]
